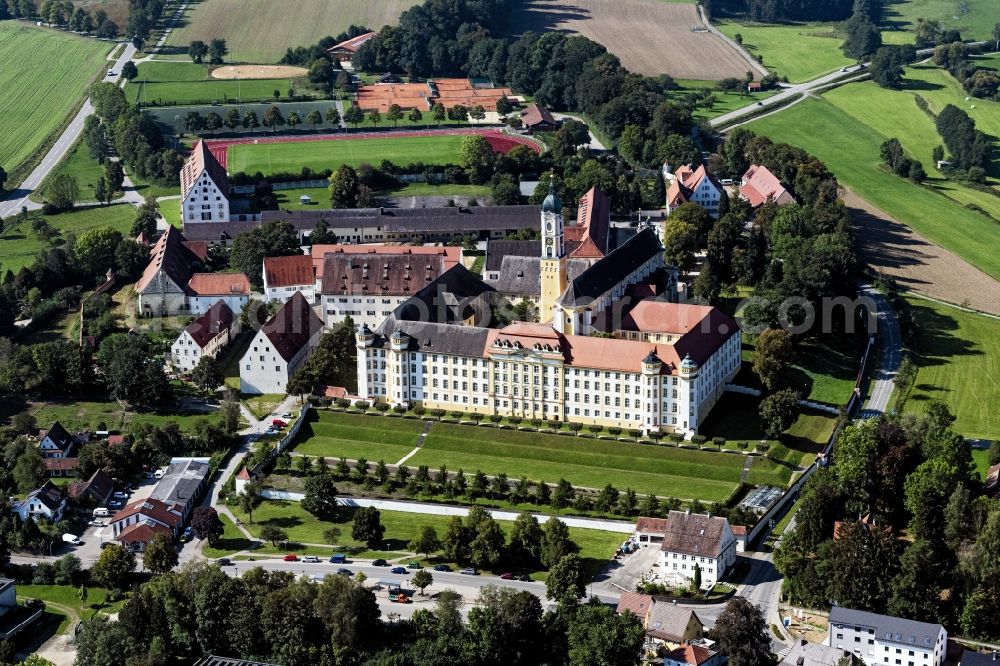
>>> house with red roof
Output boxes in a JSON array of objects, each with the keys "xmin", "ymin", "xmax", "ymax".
[
  {"xmin": 263, "ymin": 255, "xmax": 316, "ymax": 304},
  {"xmin": 663, "ymin": 643, "xmax": 725, "ymax": 666},
  {"xmin": 110, "ymin": 497, "xmax": 184, "ymax": 550},
  {"xmin": 326, "ymin": 31, "xmax": 375, "ymax": 65},
  {"xmin": 186, "ymin": 272, "xmax": 250, "ymax": 315},
  {"xmin": 240, "ymin": 292, "xmax": 324, "ymax": 394},
  {"xmin": 134, "ymin": 226, "xmax": 208, "ymax": 315},
  {"xmin": 739, "ymin": 164, "xmax": 796, "ymax": 209},
  {"xmin": 68, "ymin": 470, "xmax": 115, "ymax": 506},
  {"xmin": 664, "ymin": 163, "xmax": 725, "ymax": 219},
  {"xmin": 169, "ymin": 300, "xmax": 235, "ymax": 373},
  {"xmin": 180, "ymin": 140, "xmax": 230, "ymax": 226},
  {"xmin": 520, "ymin": 103, "xmax": 558, "ymax": 131},
  {"xmin": 43, "ymin": 457, "xmax": 79, "ymax": 478},
  {"xmin": 657, "ymin": 510, "xmax": 738, "ymax": 587}
]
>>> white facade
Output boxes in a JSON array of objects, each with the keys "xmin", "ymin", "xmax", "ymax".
[
  {"xmin": 38, "ymin": 434, "xmax": 72, "ymax": 459},
  {"xmin": 658, "ymin": 515, "xmax": 737, "ymax": 587},
  {"xmin": 659, "ymin": 539, "xmax": 736, "ymax": 587},
  {"xmin": 322, "ymin": 294, "xmax": 410, "ymax": 330},
  {"xmin": 265, "ymin": 283, "xmax": 316, "ymax": 305},
  {"xmin": 239, "ymin": 326, "xmax": 322, "ymax": 395},
  {"xmin": 188, "ymin": 293, "xmax": 249, "ymax": 316},
  {"xmin": 13, "ymin": 487, "xmax": 65, "ymax": 523},
  {"xmin": 181, "ymin": 169, "xmax": 230, "ymax": 226},
  {"xmin": 827, "ymin": 608, "xmax": 947, "ymax": 666},
  {"xmin": 170, "ymin": 328, "xmax": 230, "ymax": 373}
]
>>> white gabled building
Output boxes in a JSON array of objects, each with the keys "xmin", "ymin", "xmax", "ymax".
[
  {"xmin": 180, "ymin": 140, "xmax": 230, "ymax": 226},
  {"xmin": 263, "ymin": 255, "xmax": 316, "ymax": 304},
  {"xmin": 239, "ymin": 291, "xmax": 324, "ymax": 394},
  {"xmin": 664, "ymin": 163, "xmax": 725, "ymax": 219},
  {"xmin": 169, "ymin": 300, "xmax": 235, "ymax": 373},
  {"xmin": 13, "ymin": 481, "xmax": 66, "ymax": 523},
  {"xmin": 38, "ymin": 422, "xmax": 76, "ymax": 459},
  {"xmin": 655, "ymin": 510, "xmax": 737, "ymax": 587},
  {"xmin": 186, "ymin": 272, "xmax": 251, "ymax": 315},
  {"xmin": 827, "ymin": 607, "xmax": 947, "ymax": 666}
]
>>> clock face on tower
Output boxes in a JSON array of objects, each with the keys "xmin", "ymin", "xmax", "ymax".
[
  {"xmin": 546, "ymin": 221, "xmax": 552, "ymax": 232},
  {"xmin": 546, "ymin": 237, "xmax": 553, "ymax": 245}
]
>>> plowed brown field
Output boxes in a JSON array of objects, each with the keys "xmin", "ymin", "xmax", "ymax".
[{"xmin": 511, "ymin": 0, "xmax": 750, "ymax": 79}]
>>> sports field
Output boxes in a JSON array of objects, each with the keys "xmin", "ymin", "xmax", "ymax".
[
  {"xmin": 881, "ymin": 0, "xmax": 997, "ymax": 41},
  {"xmin": 226, "ymin": 134, "xmax": 468, "ymax": 175},
  {"xmin": 164, "ymin": 0, "xmax": 418, "ymax": 63},
  {"xmin": 0, "ymin": 23, "xmax": 111, "ymax": 184},
  {"xmin": 126, "ymin": 61, "xmax": 294, "ymax": 106},
  {"xmin": 903, "ymin": 297, "xmax": 1000, "ymax": 440},
  {"xmin": 748, "ymin": 94, "xmax": 1000, "ymax": 281},
  {"xmin": 715, "ymin": 22, "xmax": 852, "ymax": 83}
]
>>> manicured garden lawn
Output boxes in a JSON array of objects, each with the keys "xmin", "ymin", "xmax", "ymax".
[
  {"xmin": 126, "ymin": 61, "xmax": 294, "ymax": 106},
  {"xmin": 749, "ymin": 96, "xmax": 1000, "ymax": 281},
  {"xmin": 408, "ymin": 422, "xmax": 757, "ymax": 501},
  {"xmin": 227, "ymin": 135, "xmax": 467, "ymax": 176},
  {"xmin": 232, "ymin": 501, "xmax": 623, "ymax": 578},
  {"xmin": 786, "ymin": 334, "xmax": 865, "ymax": 406},
  {"xmin": 291, "ymin": 411, "xmax": 424, "ymax": 464},
  {"xmin": 902, "ymin": 297, "xmax": 1000, "ymax": 440},
  {"xmin": 203, "ymin": 513, "xmax": 253, "ymax": 558},
  {"xmin": 0, "ymin": 204, "xmax": 135, "ymax": 273},
  {"xmin": 29, "ymin": 398, "xmax": 220, "ymax": 433},
  {"xmin": 0, "ymin": 23, "xmax": 111, "ymax": 183},
  {"xmin": 880, "ymin": 0, "xmax": 996, "ymax": 41},
  {"xmin": 716, "ymin": 21, "xmax": 852, "ymax": 82},
  {"xmin": 159, "ymin": 200, "xmax": 183, "ymax": 228},
  {"xmin": 17, "ymin": 584, "xmax": 125, "ymax": 633}
]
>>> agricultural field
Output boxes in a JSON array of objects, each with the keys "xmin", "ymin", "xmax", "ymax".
[
  {"xmin": 510, "ymin": 0, "xmax": 749, "ymax": 79},
  {"xmin": 126, "ymin": 61, "xmax": 295, "ymax": 106},
  {"xmin": 226, "ymin": 134, "xmax": 468, "ymax": 175},
  {"xmin": 163, "ymin": 0, "xmax": 419, "ymax": 63},
  {"xmin": 0, "ymin": 23, "xmax": 112, "ymax": 184},
  {"xmin": 748, "ymin": 93, "xmax": 1000, "ymax": 282},
  {"xmin": 902, "ymin": 297, "xmax": 1000, "ymax": 440},
  {"xmin": 0, "ymin": 204, "xmax": 135, "ymax": 273},
  {"xmin": 881, "ymin": 0, "xmax": 997, "ymax": 41},
  {"xmin": 229, "ymin": 501, "xmax": 626, "ymax": 577},
  {"xmin": 715, "ymin": 21, "xmax": 853, "ymax": 83}
]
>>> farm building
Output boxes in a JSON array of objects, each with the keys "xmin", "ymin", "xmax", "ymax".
[
  {"xmin": 354, "ymin": 78, "xmax": 513, "ymax": 113},
  {"xmin": 326, "ymin": 31, "xmax": 375, "ymax": 64},
  {"xmin": 520, "ymin": 103, "xmax": 558, "ymax": 131}
]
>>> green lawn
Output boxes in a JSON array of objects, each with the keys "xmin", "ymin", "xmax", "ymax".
[
  {"xmin": 272, "ymin": 182, "xmax": 492, "ymax": 210},
  {"xmin": 126, "ymin": 61, "xmax": 295, "ymax": 106},
  {"xmin": 748, "ymin": 96, "xmax": 1000, "ymax": 281},
  {"xmin": 0, "ymin": 23, "xmax": 111, "ymax": 183},
  {"xmin": 159, "ymin": 199, "xmax": 183, "ymax": 228},
  {"xmin": 227, "ymin": 135, "xmax": 467, "ymax": 176},
  {"xmin": 243, "ymin": 394, "xmax": 286, "ymax": 420},
  {"xmin": 667, "ymin": 80, "xmax": 778, "ymax": 120},
  {"xmin": 17, "ymin": 584, "xmax": 125, "ymax": 634},
  {"xmin": 716, "ymin": 21, "xmax": 852, "ymax": 83},
  {"xmin": 290, "ymin": 411, "xmax": 424, "ymax": 464},
  {"xmin": 203, "ymin": 513, "xmax": 253, "ymax": 558},
  {"xmin": 902, "ymin": 297, "xmax": 1000, "ymax": 440},
  {"xmin": 408, "ymin": 422, "xmax": 759, "ymax": 501},
  {"xmin": 27, "ymin": 398, "xmax": 220, "ymax": 433},
  {"xmin": 0, "ymin": 204, "xmax": 136, "ymax": 273},
  {"xmin": 971, "ymin": 447, "xmax": 993, "ymax": 480},
  {"xmin": 786, "ymin": 335, "xmax": 864, "ymax": 406},
  {"xmin": 33, "ymin": 138, "xmax": 107, "ymax": 203},
  {"xmin": 881, "ymin": 0, "xmax": 997, "ymax": 41},
  {"xmin": 232, "ymin": 501, "xmax": 623, "ymax": 578}
]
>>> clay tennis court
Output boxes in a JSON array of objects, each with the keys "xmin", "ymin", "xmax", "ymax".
[
  {"xmin": 211, "ymin": 65, "xmax": 307, "ymax": 80},
  {"xmin": 205, "ymin": 128, "xmax": 542, "ymax": 169}
]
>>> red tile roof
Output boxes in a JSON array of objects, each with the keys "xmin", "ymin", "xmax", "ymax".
[
  {"xmin": 187, "ymin": 272, "xmax": 250, "ymax": 296},
  {"xmin": 616, "ymin": 591, "xmax": 653, "ymax": 620},
  {"xmin": 111, "ymin": 498, "xmax": 183, "ymax": 529},
  {"xmin": 564, "ymin": 187, "xmax": 610, "ymax": 259},
  {"xmin": 665, "ymin": 644, "xmax": 716, "ymax": 666},
  {"xmin": 236, "ymin": 468, "xmax": 251, "ymax": 480},
  {"xmin": 184, "ymin": 300, "xmax": 235, "ymax": 348},
  {"xmin": 320, "ymin": 385, "xmax": 348, "ymax": 398},
  {"xmin": 68, "ymin": 470, "xmax": 114, "ymax": 501},
  {"xmin": 135, "ymin": 227, "xmax": 204, "ymax": 294},
  {"xmin": 182, "ymin": 240, "xmax": 210, "ymax": 262},
  {"xmin": 107, "ymin": 434, "xmax": 125, "ymax": 446},
  {"xmin": 261, "ymin": 291, "xmax": 324, "ymax": 362},
  {"xmin": 740, "ymin": 164, "xmax": 796, "ymax": 208},
  {"xmin": 731, "ymin": 525, "xmax": 747, "ymax": 536},
  {"xmin": 117, "ymin": 521, "xmax": 171, "ymax": 544},
  {"xmin": 327, "ymin": 31, "xmax": 376, "ymax": 54},
  {"xmin": 667, "ymin": 164, "xmax": 723, "ymax": 209},
  {"xmin": 620, "ymin": 301, "xmax": 740, "ymax": 366},
  {"xmin": 44, "ymin": 457, "xmax": 79, "ymax": 472},
  {"xmin": 320, "ymin": 253, "xmax": 445, "ymax": 296},
  {"xmin": 521, "ymin": 103, "xmax": 557, "ymax": 128},
  {"xmin": 636, "ymin": 516, "xmax": 669, "ymax": 533},
  {"xmin": 180, "ymin": 140, "xmax": 230, "ymax": 200},
  {"xmin": 659, "ymin": 511, "xmax": 732, "ymax": 558},
  {"xmin": 311, "ymin": 244, "xmax": 461, "ymax": 280},
  {"xmin": 264, "ymin": 255, "xmax": 314, "ymax": 288}
]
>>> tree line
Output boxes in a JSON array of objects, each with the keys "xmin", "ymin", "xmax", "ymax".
[
  {"xmin": 0, "ymin": 0, "xmax": 120, "ymax": 38},
  {"xmin": 713, "ymin": 0, "xmax": 859, "ymax": 22},
  {"xmin": 932, "ymin": 32, "xmax": 1000, "ymax": 102},
  {"xmin": 776, "ymin": 402, "xmax": 1000, "ymax": 641}
]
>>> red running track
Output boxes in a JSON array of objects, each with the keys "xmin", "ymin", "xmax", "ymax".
[{"xmin": 204, "ymin": 127, "xmax": 542, "ymax": 169}]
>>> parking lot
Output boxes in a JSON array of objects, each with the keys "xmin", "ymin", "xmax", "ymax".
[{"xmin": 68, "ymin": 473, "xmax": 161, "ymax": 564}]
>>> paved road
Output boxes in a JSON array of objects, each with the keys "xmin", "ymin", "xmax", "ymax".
[
  {"xmin": 0, "ymin": 43, "xmax": 137, "ymax": 218},
  {"xmin": 697, "ymin": 4, "xmax": 769, "ymax": 79},
  {"xmin": 859, "ymin": 284, "xmax": 902, "ymax": 416}
]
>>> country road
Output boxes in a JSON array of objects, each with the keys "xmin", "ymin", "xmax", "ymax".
[
  {"xmin": 0, "ymin": 42, "xmax": 136, "ymax": 218},
  {"xmin": 859, "ymin": 284, "xmax": 902, "ymax": 416}
]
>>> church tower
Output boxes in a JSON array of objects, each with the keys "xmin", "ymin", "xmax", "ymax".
[{"xmin": 538, "ymin": 178, "xmax": 567, "ymax": 323}]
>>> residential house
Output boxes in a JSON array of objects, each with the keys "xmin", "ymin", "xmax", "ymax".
[
  {"xmin": 263, "ymin": 255, "xmax": 316, "ymax": 304},
  {"xmin": 646, "ymin": 603, "xmax": 705, "ymax": 646},
  {"xmin": 186, "ymin": 273, "xmax": 250, "ymax": 315},
  {"xmin": 240, "ymin": 291, "xmax": 324, "ymax": 394},
  {"xmin": 826, "ymin": 607, "xmax": 947, "ymax": 666},
  {"xmin": 664, "ymin": 644, "xmax": 725, "ymax": 666},
  {"xmin": 739, "ymin": 164, "xmax": 796, "ymax": 209},
  {"xmin": 616, "ymin": 591, "xmax": 654, "ymax": 624},
  {"xmin": 43, "ymin": 457, "xmax": 79, "ymax": 478},
  {"xmin": 134, "ymin": 226, "xmax": 207, "ymax": 316},
  {"xmin": 169, "ymin": 300, "xmax": 235, "ymax": 373},
  {"xmin": 664, "ymin": 164, "xmax": 725, "ymax": 219},
  {"xmin": 180, "ymin": 140, "xmax": 230, "ymax": 226},
  {"xmin": 148, "ymin": 458, "xmax": 211, "ymax": 523},
  {"xmin": 326, "ymin": 31, "xmax": 375, "ymax": 65},
  {"xmin": 520, "ymin": 103, "xmax": 558, "ymax": 131},
  {"xmin": 67, "ymin": 470, "xmax": 115, "ymax": 506},
  {"xmin": 110, "ymin": 497, "xmax": 183, "ymax": 550},
  {"xmin": 12, "ymin": 481, "xmax": 66, "ymax": 523},
  {"xmin": 658, "ymin": 511, "xmax": 738, "ymax": 586},
  {"xmin": 38, "ymin": 422, "xmax": 76, "ymax": 458}
]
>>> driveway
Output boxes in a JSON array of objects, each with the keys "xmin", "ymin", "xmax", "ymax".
[{"xmin": 858, "ymin": 284, "xmax": 901, "ymax": 416}]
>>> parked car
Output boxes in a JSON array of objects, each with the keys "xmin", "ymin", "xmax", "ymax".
[
  {"xmin": 281, "ymin": 412, "xmax": 293, "ymax": 419},
  {"xmin": 518, "ymin": 574, "xmax": 531, "ymax": 582},
  {"xmin": 372, "ymin": 558, "xmax": 388, "ymax": 567},
  {"xmin": 88, "ymin": 520, "xmax": 105, "ymax": 527},
  {"xmin": 329, "ymin": 553, "xmax": 346, "ymax": 564},
  {"xmin": 302, "ymin": 555, "xmax": 320, "ymax": 563},
  {"xmin": 499, "ymin": 572, "xmax": 514, "ymax": 580},
  {"xmin": 218, "ymin": 558, "xmax": 231, "ymax": 566},
  {"xmin": 433, "ymin": 564, "xmax": 451, "ymax": 572},
  {"xmin": 272, "ymin": 419, "xmax": 287, "ymax": 428},
  {"xmin": 107, "ymin": 501, "xmax": 122, "ymax": 510},
  {"xmin": 336, "ymin": 568, "xmax": 353, "ymax": 577},
  {"xmin": 62, "ymin": 533, "xmax": 82, "ymax": 545},
  {"xmin": 92, "ymin": 508, "xmax": 109, "ymax": 518},
  {"xmin": 407, "ymin": 561, "xmax": 422, "ymax": 570},
  {"xmin": 113, "ymin": 491, "xmax": 129, "ymax": 500},
  {"xmin": 390, "ymin": 566, "xmax": 407, "ymax": 574},
  {"xmin": 283, "ymin": 554, "xmax": 299, "ymax": 562},
  {"xmin": 459, "ymin": 567, "xmax": 477, "ymax": 575}
]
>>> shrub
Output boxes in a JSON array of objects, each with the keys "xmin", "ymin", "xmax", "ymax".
[
  {"xmin": 374, "ymin": 402, "xmax": 390, "ymax": 412},
  {"xmin": 354, "ymin": 400, "xmax": 370, "ymax": 411},
  {"xmin": 568, "ymin": 422, "xmax": 583, "ymax": 432},
  {"xmin": 608, "ymin": 427, "xmax": 622, "ymax": 436},
  {"xmin": 629, "ymin": 429, "xmax": 642, "ymax": 440},
  {"xmin": 430, "ymin": 409, "xmax": 446, "ymax": 418},
  {"xmin": 530, "ymin": 419, "xmax": 542, "ymax": 428},
  {"xmin": 510, "ymin": 416, "xmax": 523, "ymax": 425},
  {"xmin": 587, "ymin": 425, "xmax": 602, "ymax": 434},
  {"xmin": 392, "ymin": 405, "xmax": 407, "ymax": 414},
  {"xmin": 413, "ymin": 406, "xmax": 426, "ymax": 416},
  {"xmin": 334, "ymin": 398, "xmax": 351, "ymax": 408},
  {"xmin": 450, "ymin": 410, "xmax": 464, "ymax": 419},
  {"xmin": 691, "ymin": 435, "xmax": 707, "ymax": 446},
  {"xmin": 489, "ymin": 415, "xmax": 502, "ymax": 423},
  {"xmin": 470, "ymin": 413, "xmax": 484, "ymax": 422},
  {"xmin": 669, "ymin": 433, "xmax": 685, "ymax": 444},
  {"xmin": 712, "ymin": 436, "xmax": 726, "ymax": 449}
]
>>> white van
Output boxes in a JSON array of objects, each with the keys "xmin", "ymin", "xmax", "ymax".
[
  {"xmin": 154, "ymin": 469, "xmax": 166, "ymax": 479},
  {"xmin": 93, "ymin": 507, "xmax": 110, "ymax": 517}
]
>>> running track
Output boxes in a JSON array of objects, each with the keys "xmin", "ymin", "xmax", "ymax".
[{"xmin": 204, "ymin": 128, "xmax": 542, "ymax": 169}]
